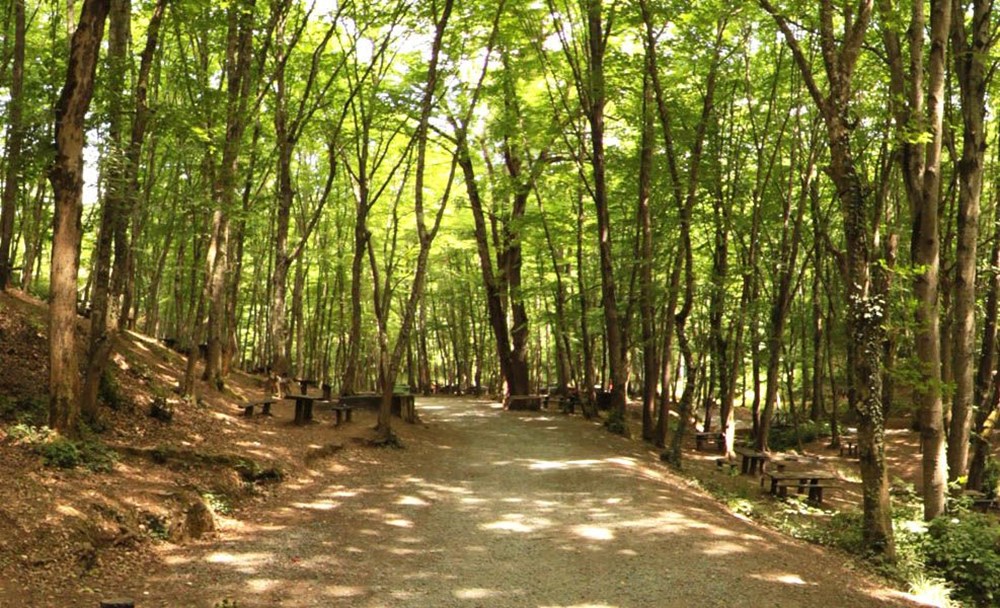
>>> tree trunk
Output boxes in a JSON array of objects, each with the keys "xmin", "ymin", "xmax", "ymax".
[
  {"xmin": 584, "ymin": 0, "xmax": 627, "ymax": 422},
  {"xmin": 204, "ymin": 0, "xmax": 255, "ymax": 388},
  {"xmin": 638, "ymin": 59, "xmax": 657, "ymax": 441},
  {"xmin": 47, "ymin": 0, "xmax": 111, "ymax": 435},
  {"xmin": 968, "ymin": 183, "xmax": 1000, "ymax": 490},
  {"xmin": 948, "ymin": 0, "xmax": 990, "ymax": 483},
  {"xmin": 879, "ymin": 0, "xmax": 952, "ymax": 520},
  {"xmin": 760, "ymin": 0, "xmax": 894, "ymax": 558},
  {"xmin": 373, "ymin": 0, "xmax": 454, "ymax": 442},
  {"xmin": 80, "ymin": 0, "xmax": 130, "ymax": 421},
  {"xmin": 0, "ymin": 0, "xmax": 25, "ymax": 289}
]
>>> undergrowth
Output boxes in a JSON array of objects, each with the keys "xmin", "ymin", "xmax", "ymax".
[
  {"xmin": 8, "ymin": 424, "xmax": 118, "ymax": 472},
  {"xmin": 697, "ymin": 471, "xmax": 1000, "ymax": 607}
]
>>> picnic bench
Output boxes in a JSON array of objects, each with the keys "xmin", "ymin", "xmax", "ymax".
[
  {"xmin": 839, "ymin": 435, "xmax": 858, "ymax": 458},
  {"xmin": 695, "ymin": 431, "xmax": 725, "ymax": 452},
  {"xmin": 545, "ymin": 392, "xmax": 581, "ymax": 414},
  {"xmin": 295, "ymin": 378, "xmax": 317, "ymax": 395},
  {"xmin": 506, "ymin": 394, "xmax": 543, "ymax": 411},
  {"xmin": 329, "ymin": 401, "xmax": 354, "ymax": 425},
  {"xmin": 241, "ymin": 398, "xmax": 277, "ymax": 417},
  {"xmin": 962, "ymin": 489, "xmax": 998, "ymax": 512},
  {"xmin": 284, "ymin": 394, "xmax": 323, "ymax": 425},
  {"xmin": 733, "ymin": 446, "xmax": 769, "ymax": 475},
  {"xmin": 762, "ymin": 470, "xmax": 838, "ymax": 504}
]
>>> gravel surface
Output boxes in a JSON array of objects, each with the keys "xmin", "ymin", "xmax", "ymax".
[{"xmin": 129, "ymin": 397, "xmax": 922, "ymax": 607}]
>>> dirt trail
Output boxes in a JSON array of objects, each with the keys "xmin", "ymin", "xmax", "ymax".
[{"xmin": 124, "ymin": 398, "xmax": 918, "ymax": 607}]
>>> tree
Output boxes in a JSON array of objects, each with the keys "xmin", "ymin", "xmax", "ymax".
[
  {"xmin": 48, "ymin": 0, "xmax": 111, "ymax": 435},
  {"xmin": 879, "ymin": 0, "xmax": 952, "ymax": 520},
  {"xmin": 949, "ymin": 0, "xmax": 992, "ymax": 484},
  {"xmin": 759, "ymin": 0, "xmax": 895, "ymax": 559},
  {"xmin": 0, "ymin": 0, "xmax": 26, "ymax": 290}
]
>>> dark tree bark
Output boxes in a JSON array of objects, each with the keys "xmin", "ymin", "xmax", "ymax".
[
  {"xmin": 47, "ymin": 0, "xmax": 111, "ymax": 435},
  {"xmin": 0, "ymin": 0, "xmax": 25, "ymax": 289},
  {"xmin": 80, "ymin": 0, "xmax": 131, "ymax": 421},
  {"xmin": 949, "ymin": 0, "xmax": 991, "ymax": 483},
  {"xmin": 637, "ymin": 56, "xmax": 657, "ymax": 441},
  {"xmin": 202, "ymin": 0, "xmax": 255, "ymax": 388},
  {"xmin": 879, "ymin": 0, "xmax": 952, "ymax": 520}
]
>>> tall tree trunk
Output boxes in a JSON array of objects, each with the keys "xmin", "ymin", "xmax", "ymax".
[
  {"xmin": 757, "ymin": 133, "xmax": 813, "ymax": 451},
  {"xmin": 879, "ymin": 0, "xmax": 952, "ymax": 520},
  {"xmin": 456, "ymin": 128, "xmax": 514, "ymax": 394},
  {"xmin": 637, "ymin": 58, "xmax": 657, "ymax": 441},
  {"xmin": 948, "ymin": 0, "xmax": 990, "ymax": 482},
  {"xmin": 374, "ymin": 0, "xmax": 454, "ymax": 441},
  {"xmin": 80, "ymin": 0, "xmax": 130, "ymax": 421},
  {"xmin": 0, "ymin": 0, "xmax": 25, "ymax": 290},
  {"xmin": 204, "ymin": 0, "xmax": 255, "ymax": 388},
  {"xmin": 47, "ymin": 0, "xmax": 111, "ymax": 435},
  {"xmin": 584, "ymin": 0, "xmax": 628, "ymax": 422},
  {"xmin": 968, "ymin": 185, "xmax": 1000, "ymax": 490},
  {"xmin": 761, "ymin": 0, "xmax": 894, "ymax": 559}
]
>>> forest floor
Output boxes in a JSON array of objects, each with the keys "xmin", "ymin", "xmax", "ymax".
[{"xmin": 0, "ymin": 289, "xmax": 934, "ymax": 606}]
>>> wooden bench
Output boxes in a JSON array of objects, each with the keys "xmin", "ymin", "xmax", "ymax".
[
  {"xmin": 285, "ymin": 394, "xmax": 323, "ymax": 425},
  {"xmin": 695, "ymin": 431, "xmax": 724, "ymax": 452},
  {"xmin": 544, "ymin": 393, "xmax": 581, "ymax": 414},
  {"xmin": 329, "ymin": 402, "xmax": 354, "ymax": 426},
  {"xmin": 733, "ymin": 446, "xmax": 769, "ymax": 475},
  {"xmin": 241, "ymin": 398, "xmax": 277, "ymax": 417},
  {"xmin": 773, "ymin": 479, "xmax": 834, "ymax": 503},
  {"xmin": 764, "ymin": 471, "xmax": 837, "ymax": 505},
  {"xmin": 962, "ymin": 490, "xmax": 998, "ymax": 512},
  {"xmin": 839, "ymin": 435, "xmax": 858, "ymax": 458},
  {"xmin": 506, "ymin": 394, "xmax": 543, "ymax": 411}
]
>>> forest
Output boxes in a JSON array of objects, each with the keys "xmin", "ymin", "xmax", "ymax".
[{"xmin": 4, "ymin": 0, "xmax": 1000, "ymax": 598}]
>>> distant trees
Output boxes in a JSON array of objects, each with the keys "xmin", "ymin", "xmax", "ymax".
[{"xmin": 0, "ymin": 0, "xmax": 990, "ymax": 562}]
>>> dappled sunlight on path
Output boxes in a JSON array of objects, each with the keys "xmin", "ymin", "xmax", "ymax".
[{"xmin": 131, "ymin": 398, "xmax": 921, "ymax": 607}]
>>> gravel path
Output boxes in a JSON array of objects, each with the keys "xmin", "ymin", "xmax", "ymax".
[{"xmin": 135, "ymin": 398, "xmax": 920, "ymax": 607}]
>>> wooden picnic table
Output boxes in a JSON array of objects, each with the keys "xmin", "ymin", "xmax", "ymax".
[
  {"xmin": 694, "ymin": 431, "xmax": 724, "ymax": 453},
  {"xmin": 241, "ymin": 398, "xmax": 277, "ymax": 417},
  {"xmin": 733, "ymin": 446, "xmax": 769, "ymax": 475},
  {"xmin": 762, "ymin": 470, "xmax": 839, "ymax": 504},
  {"xmin": 506, "ymin": 394, "xmax": 543, "ymax": 411},
  {"xmin": 839, "ymin": 434, "xmax": 858, "ymax": 458},
  {"xmin": 285, "ymin": 393, "xmax": 323, "ymax": 425},
  {"xmin": 295, "ymin": 378, "xmax": 317, "ymax": 395}
]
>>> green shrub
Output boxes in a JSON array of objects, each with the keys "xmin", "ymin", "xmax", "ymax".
[
  {"xmin": 202, "ymin": 491, "xmax": 233, "ymax": 516},
  {"xmin": 769, "ymin": 419, "xmax": 830, "ymax": 451},
  {"xmin": 99, "ymin": 369, "xmax": 128, "ymax": 411},
  {"xmin": 603, "ymin": 409, "xmax": 628, "ymax": 436},
  {"xmin": 0, "ymin": 395, "xmax": 49, "ymax": 426},
  {"xmin": 142, "ymin": 513, "xmax": 169, "ymax": 541},
  {"xmin": 7, "ymin": 423, "xmax": 53, "ymax": 444},
  {"xmin": 983, "ymin": 458, "xmax": 1000, "ymax": 499},
  {"xmin": 40, "ymin": 438, "xmax": 81, "ymax": 469},
  {"xmin": 37, "ymin": 436, "xmax": 117, "ymax": 472},
  {"xmin": 925, "ymin": 514, "xmax": 1000, "ymax": 606},
  {"xmin": 77, "ymin": 439, "xmax": 118, "ymax": 472}
]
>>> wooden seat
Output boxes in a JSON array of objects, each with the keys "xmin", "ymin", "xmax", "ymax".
[
  {"xmin": 839, "ymin": 436, "xmax": 858, "ymax": 458},
  {"xmin": 695, "ymin": 431, "xmax": 724, "ymax": 452},
  {"xmin": 329, "ymin": 404, "xmax": 354, "ymax": 426},
  {"xmin": 241, "ymin": 399, "xmax": 277, "ymax": 417}
]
